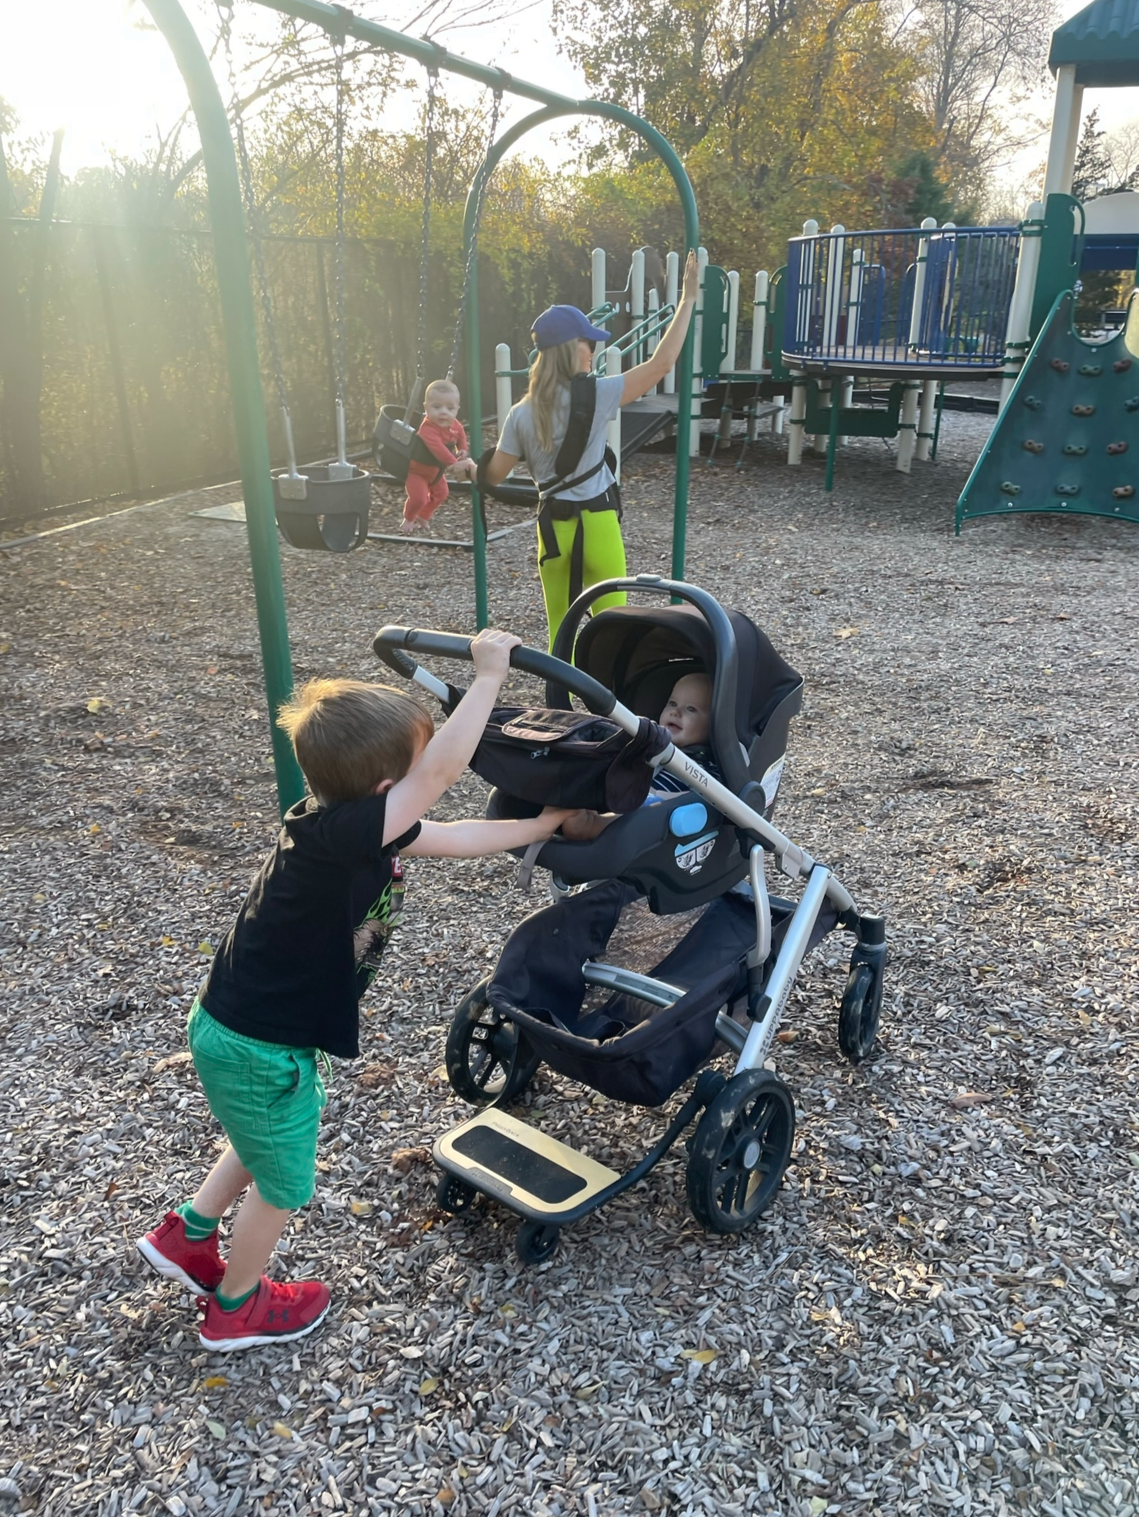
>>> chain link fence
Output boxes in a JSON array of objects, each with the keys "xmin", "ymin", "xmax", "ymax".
[{"xmin": 0, "ymin": 216, "xmax": 585, "ymax": 519}]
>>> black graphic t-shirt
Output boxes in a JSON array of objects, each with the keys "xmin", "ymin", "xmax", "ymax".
[{"xmin": 200, "ymin": 794, "xmax": 420, "ymax": 1058}]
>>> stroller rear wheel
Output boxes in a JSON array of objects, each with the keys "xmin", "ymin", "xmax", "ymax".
[
  {"xmin": 837, "ymin": 960, "xmax": 883, "ymax": 1063},
  {"xmin": 686, "ymin": 1069, "xmax": 795, "ymax": 1234},
  {"xmin": 515, "ymin": 1218, "xmax": 561, "ymax": 1265},
  {"xmin": 445, "ymin": 980, "xmax": 542, "ymax": 1106}
]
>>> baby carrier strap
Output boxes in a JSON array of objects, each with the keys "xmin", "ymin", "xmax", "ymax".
[
  {"xmin": 547, "ymin": 372, "xmax": 598, "ymax": 488},
  {"xmin": 537, "ymin": 374, "xmax": 622, "ymax": 605}
]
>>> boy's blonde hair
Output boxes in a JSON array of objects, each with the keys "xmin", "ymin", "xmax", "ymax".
[
  {"xmin": 425, "ymin": 379, "xmax": 459, "ymax": 404},
  {"xmin": 525, "ymin": 339, "xmax": 580, "ymax": 452},
  {"xmin": 277, "ymin": 680, "xmax": 433, "ymax": 805}
]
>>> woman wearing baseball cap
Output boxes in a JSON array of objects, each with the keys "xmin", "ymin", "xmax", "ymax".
[{"xmin": 481, "ymin": 250, "xmax": 699, "ymax": 647}]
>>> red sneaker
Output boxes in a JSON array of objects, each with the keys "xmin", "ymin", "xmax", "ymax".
[
  {"xmin": 198, "ymin": 1276, "xmax": 331, "ymax": 1352},
  {"xmin": 137, "ymin": 1211, "xmax": 225, "ymax": 1293}
]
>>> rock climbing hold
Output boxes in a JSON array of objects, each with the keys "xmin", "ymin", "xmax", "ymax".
[
  {"xmin": 1077, "ymin": 364, "xmax": 1102, "ymax": 377},
  {"xmin": 1050, "ymin": 358, "xmax": 1070, "ymax": 372},
  {"xmin": 1106, "ymin": 441, "xmax": 1129, "ymax": 455},
  {"xmin": 1113, "ymin": 359, "xmax": 1132, "ymax": 373},
  {"xmin": 1125, "ymin": 397, "xmax": 1139, "ymax": 412},
  {"xmin": 1022, "ymin": 395, "xmax": 1043, "ymax": 410},
  {"xmin": 1071, "ymin": 404, "xmax": 1095, "ymax": 417},
  {"xmin": 1113, "ymin": 485, "xmax": 1135, "ymax": 499},
  {"xmin": 1022, "ymin": 439, "xmax": 1045, "ymax": 453},
  {"xmin": 999, "ymin": 481, "xmax": 1021, "ymax": 495},
  {"xmin": 1055, "ymin": 483, "xmax": 1081, "ymax": 496},
  {"xmin": 1063, "ymin": 444, "xmax": 1087, "ymax": 456}
]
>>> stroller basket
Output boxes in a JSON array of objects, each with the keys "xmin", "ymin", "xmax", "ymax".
[{"xmin": 489, "ymin": 880, "xmax": 838, "ymax": 1107}]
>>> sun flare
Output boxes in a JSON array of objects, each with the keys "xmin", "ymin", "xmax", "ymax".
[{"xmin": 1, "ymin": 0, "xmax": 192, "ymax": 170}]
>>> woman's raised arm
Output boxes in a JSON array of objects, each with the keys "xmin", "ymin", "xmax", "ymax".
[{"xmin": 620, "ymin": 250, "xmax": 700, "ymax": 406}]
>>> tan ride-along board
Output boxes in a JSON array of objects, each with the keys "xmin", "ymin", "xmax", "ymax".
[{"xmin": 434, "ymin": 1108, "xmax": 620, "ymax": 1221}]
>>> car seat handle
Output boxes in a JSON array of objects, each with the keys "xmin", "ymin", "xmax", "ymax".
[{"xmin": 373, "ymin": 626, "xmax": 617, "ymax": 716}]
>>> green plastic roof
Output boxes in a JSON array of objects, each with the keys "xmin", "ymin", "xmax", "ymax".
[{"xmin": 1049, "ymin": 0, "xmax": 1139, "ymax": 84}]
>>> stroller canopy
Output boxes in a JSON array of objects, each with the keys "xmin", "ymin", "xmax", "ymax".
[{"xmin": 574, "ymin": 604, "xmax": 801, "ymax": 747}]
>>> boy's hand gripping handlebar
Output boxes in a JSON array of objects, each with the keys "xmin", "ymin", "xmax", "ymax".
[{"xmin": 372, "ymin": 627, "xmax": 617, "ymax": 717}]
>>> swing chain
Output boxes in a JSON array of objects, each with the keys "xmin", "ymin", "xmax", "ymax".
[
  {"xmin": 408, "ymin": 68, "xmax": 440, "ymax": 423},
  {"xmin": 446, "ymin": 88, "xmax": 503, "ymax": 384},
  {"xmin": 331, "ymin": 21, "xmax": 351, "ymax": 469},
  {"xmin": 216, "ymin": 0, "xmax": 300, "ymax": 477}
]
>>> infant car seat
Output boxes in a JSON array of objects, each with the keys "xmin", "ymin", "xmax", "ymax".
[{"xmin": 488, "ymin": 598, "xmax": 803, "ymax": 913}]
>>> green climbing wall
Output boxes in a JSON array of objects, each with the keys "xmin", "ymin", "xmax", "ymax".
[{"xmin": 957, "ymin": 288, "xmax": 1139, "ymax": 531}]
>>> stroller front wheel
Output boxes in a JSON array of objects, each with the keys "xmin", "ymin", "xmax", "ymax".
[
  {"xmin": 445, "ymin": 980, "xmax": 542, "ymax": 1106},
  {"xmin": 686, "ymin": 1069, "xmax": 795, "ymax": 1234},
  {"xmin": 837, "ymin": 960, "xmax": 884, "ymax": 1063}
]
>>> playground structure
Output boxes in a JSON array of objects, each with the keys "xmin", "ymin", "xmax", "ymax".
[
  {"xmin": 500, "ymin": 211, "xmax": 1036, "ymax": 495},
  {"xmin": 493, "ymin": 243, "xmax": 787, "ymax": 487},
  {"xmin": 957, "ymin": 0, "xmax": 1139, "ymax": 530},
  {"xmin": 958, "ymin": 285, "xmax": 1138, "ymax": 527},
  {"xmin": 731, "ymin": 185, "xmax": 1136, "ymax": 498},
  {"xmin": 488, "ymin": 0, "xmax": 1139, "ymax": 525},
  {"xmin": 531, "ymin": 1, "xmax": 1136, "ymax": 506},
  {"xmin": 778, "ymin": 220, "xmax": 1018, "ymax": 487},
  {"xmin": 140, "ymin": 0, "xmax": 700, "ymax": 813},
  {"xmin": 757, "ymin": 0, "xmax": 1139, "ymax": 508}
]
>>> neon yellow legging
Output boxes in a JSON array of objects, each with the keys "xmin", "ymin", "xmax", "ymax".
[{"xmin": 538, "ymin": 509, "xmax": 628, "ymax": 651}]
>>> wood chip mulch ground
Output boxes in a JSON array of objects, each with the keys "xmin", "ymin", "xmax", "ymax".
[{"xmin": 1, "ymin": 416, "xmax": 1137, "ymax": 1517}]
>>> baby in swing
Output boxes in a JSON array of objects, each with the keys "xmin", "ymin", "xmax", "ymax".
[{"xmin": 401, "ymin": 379, "xmax": 478, "ymax": 531}]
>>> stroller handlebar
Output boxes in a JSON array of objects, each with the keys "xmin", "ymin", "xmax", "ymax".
[{"xmin": 372, "ymin": 627, "xmax": 618, "ymax": 717}]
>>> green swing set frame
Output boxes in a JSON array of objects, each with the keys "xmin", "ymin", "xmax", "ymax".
[{"xmin": 141, "ymin": 0, "xmax": 700, "ymax": 811}]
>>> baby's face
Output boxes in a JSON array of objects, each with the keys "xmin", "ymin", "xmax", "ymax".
[
  {"xmin": 660, "ymin": 674, "xmax": 711, "ymax": 748},
  {"xmin": 426, "ymin": 389, "xmax": 460, "ymax": 426}
]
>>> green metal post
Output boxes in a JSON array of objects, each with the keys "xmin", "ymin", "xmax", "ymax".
[
  {"xmin": 141, "ymin": 0, "xmax": 304, "ymax": 813},
  {"xmin": 464, "ymin": 251, "xmax": 489, "ymax": 628},
  {"xmin": 824, "ymin": 381, "xmax": 840, "ymax": 492},
  {"xmin": 930, "ymin": 380, "xmax": 945, "ymax": 461},
  {"xmin": 673, "ymin": 274, "xmax": 695, "ymax": 584}
]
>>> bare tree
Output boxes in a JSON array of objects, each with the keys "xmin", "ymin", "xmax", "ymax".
[
  {"xmin": 891, "ymin": 0, "xmax": 1057, "ymax": 187},
  {"xmin": 1103, "ymin": 116, "xmax": 1139, "ymax": 191},
  {"xmin": 391, "ymin": 0, "xmax": 548, "ymax": 37},
  {"xmin": 125, "ymin": 0, "xmax": 530, "ymax": 215}
]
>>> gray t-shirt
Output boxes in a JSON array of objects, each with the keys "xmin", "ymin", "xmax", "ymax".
[{"xmin": 498, "ymin": 374, "xmax": 624, "ymax": 502}]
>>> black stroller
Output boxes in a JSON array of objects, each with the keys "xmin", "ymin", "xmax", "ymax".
[{"xmin": 373, "ymin": 577, "xmax": 885, "ymax": 1264}]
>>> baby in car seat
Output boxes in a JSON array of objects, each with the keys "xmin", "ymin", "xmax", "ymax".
[{"xmin": 562, "ymin": 673, "xmax": 719, "ymax": 839}]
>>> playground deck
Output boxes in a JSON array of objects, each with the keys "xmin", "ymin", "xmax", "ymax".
[{"xmin": 786, "ymin": 343, "xmax": 1006, "ymax": 377}]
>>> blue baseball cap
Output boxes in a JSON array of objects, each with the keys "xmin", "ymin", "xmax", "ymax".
[{"xmin": 531, "ymin": 305, "xmax": 611, "ymax": 351}]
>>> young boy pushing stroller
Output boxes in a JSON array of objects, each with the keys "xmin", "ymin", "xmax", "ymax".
[{"xmin": 138, "ymin": 630, "xmax": 576, "ymax": 1351}]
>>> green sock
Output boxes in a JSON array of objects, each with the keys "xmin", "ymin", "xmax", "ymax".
[
  {"xmin": 215, "ymin": 1283, "xmax": 258, "ymax": 1313},
  {"xmin": 177, "ymin": 1201, "xmax": 220, "ymax": 1241}
]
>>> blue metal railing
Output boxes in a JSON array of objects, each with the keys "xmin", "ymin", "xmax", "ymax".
[{"xmin": 783, "ymin": 225, "xmax": 1020, "ymax": 369}]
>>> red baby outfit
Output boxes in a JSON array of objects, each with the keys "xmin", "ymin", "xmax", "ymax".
[{"xmin": 403, "ymin": 416, "xmax": 469, "ymax": 525}]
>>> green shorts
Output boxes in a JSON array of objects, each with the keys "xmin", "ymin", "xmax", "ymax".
[{"xmin": 188, "ymin": 1000, "xmax": 327, "ymax": 1210}]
